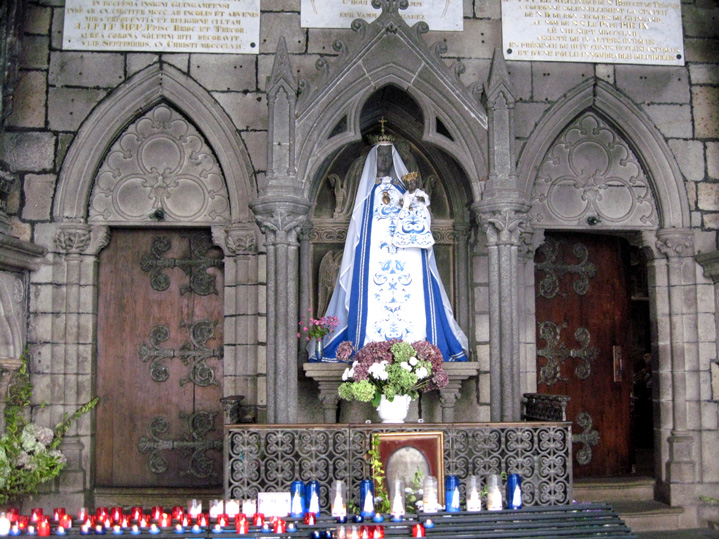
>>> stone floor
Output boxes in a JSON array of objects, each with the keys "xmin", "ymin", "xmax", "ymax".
[{"xmin": 636, "ymin": 530, "xmax": 719, "ymax": 538}]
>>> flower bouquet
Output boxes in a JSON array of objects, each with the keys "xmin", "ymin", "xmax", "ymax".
[
  {"xmin": 298, "ymin": 309, "xmax": 340, "ymax": 361},
  {"xmin": 337, "ymin": 340, "xmax": 448, "ymax": 407}
]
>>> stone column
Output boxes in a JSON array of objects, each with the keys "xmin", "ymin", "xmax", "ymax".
[
  {"xmin": 649, "ymin": 229, "xmax": 697, "ymax": 502},
  {"xmin": 252, "ymin": 203, "xmax": 310, "ymax": 424},
  {"xmin": 453, "ymin": 222, "xmax": 471, "ymax": 332},
  {"xmin": 213, "ymin": 224, "xmax": 261, "ymax": 419},
  {"xmin": 298, "ymin": 221, "xmax": 313, "ymax": 362}
]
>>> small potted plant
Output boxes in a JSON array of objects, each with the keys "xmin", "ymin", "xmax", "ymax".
[{"xmin": 337, "ymin": 340, "xmax": 448, "ymax": 423}]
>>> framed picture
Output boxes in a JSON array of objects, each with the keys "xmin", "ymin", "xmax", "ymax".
[{"xmin": 373, "ymin": 431, "xmax": 445, "ymax": 500}]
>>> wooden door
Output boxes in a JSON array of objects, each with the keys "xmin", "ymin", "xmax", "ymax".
[
  {"xmin": 96, "ymin": 229, "xmax": 224, "ymax": 487},
  {"xmin": 535, "ymin": 233, "xmax": 633, "ymax": 477}
]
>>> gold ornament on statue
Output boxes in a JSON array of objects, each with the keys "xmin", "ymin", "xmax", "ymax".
[{"xmin": 368, "ymin": 117, "xmax": 396, "ymax": 145}]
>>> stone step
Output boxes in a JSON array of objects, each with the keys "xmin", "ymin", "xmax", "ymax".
[
  {"xmin": 573, "ymin": 476, "xmax": 656, "ymax": 502},
  {"xmin": 612, "ymin": 500, "xmax": 685, "ymax": 532}
]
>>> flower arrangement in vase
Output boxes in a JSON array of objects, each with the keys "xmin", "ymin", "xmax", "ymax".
[
  {"xmin": 0, "ymin": 353, "xmax": 98, "ymax": 505},
  {"xmin": 298, "ymin": 309, "xmax": 339, "ymax": 360},
  {"xmin": 337, "ymin": 340, "xmax": 448, "ymax": 421}
]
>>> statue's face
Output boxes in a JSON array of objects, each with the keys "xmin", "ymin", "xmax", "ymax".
[
  {"xmin": 376, "ymin": 145, "xmax": 393, "ymax": 176},
  {"xmin": 407, "ymin": 179, "xmax": 417, "ymax": 191}
]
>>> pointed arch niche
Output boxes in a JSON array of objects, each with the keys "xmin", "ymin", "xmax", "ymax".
[
  {"xmin": 517, "ymin": 78, "xmax": 698, "ymax": 500},
  {"xmin": 43, "ymin": 61, "xmax": 263, "ymax": 506}
]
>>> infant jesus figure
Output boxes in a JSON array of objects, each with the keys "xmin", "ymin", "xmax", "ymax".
[{"xmin": 393, "ymin": 172, "xmax": 435, "ymax": 249}]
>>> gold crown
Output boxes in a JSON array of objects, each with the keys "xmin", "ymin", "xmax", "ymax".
[
  {"xmin": 368, "ymin": 117, "xmax": 395, "ymax": 145},
  {"xmin": 402, "ymin": 172, "xmax": 419, "ymax": 182}
]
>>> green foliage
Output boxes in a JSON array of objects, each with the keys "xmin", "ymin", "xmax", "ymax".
[
  {"xmin": 368, "ymin": 435, "xmax": 390, "ymax": 514},
  {"xmin": 404, "ymin": 469, "xmax": 423, "ymax": 514},
  {"xmin": 700, "ymin": 495, "xmax": 719, "ymax": 505},
  {"xmin": 0, "ymin": 352, "xmax": 98, "ymax": 505}
]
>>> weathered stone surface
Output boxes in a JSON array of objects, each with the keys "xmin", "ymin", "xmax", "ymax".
[
  {"xmin": 50, "ymin": 7, "xmax": 64, "ymax": 50},
  {"xmin": 161, "ymin": 53, "xmax": 190, "ymax": 72},
  {"xmin": 57, "ymin": 133, "xmax": 75, "ymax": 170},
  {"xmin": 531, "ymin": 62, "xmax": 594, "ymax": 101},
  {"xmin": 697, "ymin": 183, "xmax": 719, "ymax": 212},
  {"xmin": 261, "ymin": 0, "xmax": 300, "ymax": 11},
  {"xmin": 458, "ymin": 58, "xmax": 491, "ymax": 91},
  {"xmin": 49, "ymin": 52, "xmax": 125, "ymax": 88},
  {"xmin": 23, "ymin": 174, "xmax": 57, "ymax": 220},
  {"xmin": 307, "ymin": 29, "xmax": 344, "ymax": 55},
  {"xmin": 213, "ymin": 91, "xmax": 268, "ymax": 131},
  {"xmin": 190, "ymin": 54, "xmax": 257, "ymax": 92},
  {"xmin": 48, "ymin": 87, "xmax": 107, "ymax": 132},
  {"xmin": 702, "ymin": 213, "xmax": 719, "ymax": 229},
  {"xmin": 686, "ymin": 180, "xmax": 697, "ymax": 209},
  {"xmin": 707, "ymin": 142, "xmax": 719, "ymax": 180},
  {"xmin": 258, "ymin": 53, "xmax": 318, "ymax": 92},
  {"xmin": 2, "ymin": 132, "xmax": 55, "ymax": 172},
  {"xmin": 669, "ymin": 139, "xmax": 705, "ymax": 182},
  {"xmin": 24, "ymin": 4, "xmax": 52, "ymax": 35},
  {"xmin": 682, "ymin": 5, "xmax": 719, "ymax": 38},
  {"xmin": 435, "ymin": 19, "xmax": 500, "ymax": 59},
  {"xmin": 259, "ymin": 12, "xmax": 306, "ymax": 54},
  {"xmin": 643, "ymin": 104, "xmax": 693, "ymax": 139},
  {"xmin": 474, "ymin": 0, "xmax": 502, "ymax": 19},
  {"xmin": 693, "ymin": 86, "xmax": 719, "ymax": 139},
  {"xmin": 685, "ymin": 38, "xmax": 719, "ymax": 63},
  {"xmin": 21, "ymin": 35, "xmax": 50, "ymax": 69},
  {"xmin": 241, "ymin": 131, "xmax": 268, "ymax": 172},
  {"xmin": 690, "ymin": 64, "xmax": 719, "ymax": 85},
  {"xmin": 514, "ymin": 102, "xmax": 550, "ymax": 139},
  {"xmin": 126, "ymin": 53, "xmax": 159, "ymax": 77},
  {"xmin": 7, "ymin": 71, "xmax": 47, "ymax": 128},
  {"xmin": 595, "ymin": 64, "xmax": 614, "ymax": 85},
  {"xmin": 615, "ymin": 65, "xmax": 691, "ymax": 104}
]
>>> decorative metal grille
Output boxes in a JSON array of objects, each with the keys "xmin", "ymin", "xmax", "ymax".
[{"xmin": 225, "ymin": 423, "xmax": 572, "ymax": 508}]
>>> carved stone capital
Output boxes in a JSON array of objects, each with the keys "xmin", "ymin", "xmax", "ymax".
[
  {"xmin": 298, "ymin": 220, "xmax": 314, "ymax": 242},
  {"xmin": 452, "ymin": 222, "xmax": 472, "ymax": 242},
  {"xmin": 54, "ymin": 224, "xmax": 109, "ymax": 256},
  {"xmin": 478, "ymin": 208, "xmax": 528, "ymax": 247},
  {"xmin": 213, "ymin": 225, "xmax": 258, "ymax": 256},
  {"xmin": 655, "ymin": 228, "xmax": 694, "ymax": 259},
  {"xmin": 439, "ymin": 388, "xmax": 460, "ymax": 408},
  {"xmin": 251, "ymin": 198, "xmax": 311, "ymax": 245}
]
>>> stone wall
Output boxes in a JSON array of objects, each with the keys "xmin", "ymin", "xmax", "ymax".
[{"xmin": 0, "ymin": 0, "xmax": 718, "ymax": 524}]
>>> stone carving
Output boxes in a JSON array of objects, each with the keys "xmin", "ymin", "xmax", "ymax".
[
  {"xmin": 310, "ymin": 227, "xmax": 347, "ymax": 243},
  {"xmin": 225, "ymin": 230, "xmax": 257, "ymax": 256},
  {"xmin": 481, "ymin": 209, "xmax": 527, "ymax": 246},
  {"xmin": 54, "ymin": 229, "xmax": 91, "ymax": 254},
  {"xmin": 530, "ymin": 113, "xmax": 657, "ymax": 228},
  {"xmin": 317, "ymin": 250, "xmax": 342, "ymax": 316},
  {"xmin": 327, "ymin": 174, "xmax": 346, "ymax": 219},
  {"xmin": 89, "ymin": 104, "xmax": 230, "ymax": 224},
  {"xmin": 656, "ymin": 228, "xmax": 694, "ymax": 258}
]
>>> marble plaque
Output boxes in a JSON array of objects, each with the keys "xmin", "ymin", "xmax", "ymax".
[
  {"xmin": 501, "ymin": 0, "xmax": 684, "ymax": 65},
  {"xmin": 63, "ymin": 0, "xmax": 260, "ymax": 54},
  {"xmin": 301, "ymin": 0, "xmax": 463, "ymax": 31}
]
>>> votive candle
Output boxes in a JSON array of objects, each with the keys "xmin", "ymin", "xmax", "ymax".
[{"xmin": 411, "ymin": 524, "xmax": 425, "ymax": 538}]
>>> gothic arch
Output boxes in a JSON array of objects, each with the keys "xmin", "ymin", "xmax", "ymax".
[
  {"xmin": 517, "ymin": 78, "xmax": 690, "ymax": 229},
  {"xmin": 292, "ymin": 13, "xmax": 489, "ymax": 205},
  {"xmin": 54, "ymin": 62, "xmax": 255, "ymax": 224}
]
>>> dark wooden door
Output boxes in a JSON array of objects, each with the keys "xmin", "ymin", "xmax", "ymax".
[
  {"xmin": 535, "ymin": 233, "xmax": 633, "ymax": 477},
  {"xmin": 96, "ymin": 229, "xmax": 224, "ymax": 487}
]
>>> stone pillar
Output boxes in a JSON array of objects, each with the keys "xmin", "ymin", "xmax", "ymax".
[
  {"xmin": 649, "ymin": 229, "xmax": 697, "ymax": 502},
  {"xmin": 252, "ymin": 204, "xmax": 310, "ymax": 424},
  {"xmin": 453, "ymin": 222, "xmax": 471, "ymax": 332},
  {"xmin": 298, "ymin": 221, "xmax": 313, "ymax": 362},
  {"xmin": 213, "ymin": 224, "xmax": 261, "ymax": 419}
]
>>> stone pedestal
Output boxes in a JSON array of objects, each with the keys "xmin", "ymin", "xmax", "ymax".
[{"xmin": 303, "ymin": 362, "xmax": 479, "ymax": 423}]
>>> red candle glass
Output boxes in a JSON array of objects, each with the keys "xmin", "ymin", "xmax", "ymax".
[
  {"xmin": 196, "ymin": 514, "xmax": 209, "ymax": 527},
  {"xmin": 30, "ymin": 509, "xmax": 44, "ymax": 522},
  {"xmin": 412, "ymin": 524, "xmax": 425, "ymax": 538},
  {"xmin": 37, "ymin": 520, "xmax": 50, "ymax": 537},
  {"xmin": 304, "ymin": 513, "xmax": 316, "ymax": 526},
  {"xmin": 235, "ymin": 519, "xmax": 249, "ymax": 535},
  {"xmin": 150, "ymin": 508, "xmax": 163, "ymax": 521},
  {"xmin": 159, "ymin": 514, "xmax": 171, "ymax": 528},
  {"xmin": 273, "ymin": 519, "xmax": 286, "ymax": 533},
  {"xmin": 130, "ymin": 507, "xmax": 143, "ymax": 521},
  {"xmin": 252, "ymin": 514, "xmax": 264, "ymax": 527},
  {"xmin": 111, "ymin": 508, "xmax": 123, "ymax": 523},
  {"xmin": 18, "ymin": 516, "xmax": 30, "ymax": 530},
  {"xmin": 59, "ymin": 515, "xmax": 72, "ymax": 529},
  {"xmin": 216, "ymin": 515, "xmax": 228, "ymax": 527},
  {"xmin": 96, "ymin": 508, "xmax": 109, "ymax": 520},
  {"xmin": 373, "ymin": 526, "xmax": 385, "ymax": 539},
  {"xmin": 172, "ymin": 507, "xmax": 184, "ymax": 521},
  {"xmin": 53, "ymin": 509, "xmax": 66, "ymax": 522},
  {"xmin": 181, "ymin": 515, "xmax": 190, "ymax": 528},
  {"xmin": 139, "ymin": 516, "xmax": 149, "ymax": 528},
  {"xmin": 77, "ymin": 509, "xmax": 89, "ymax": 522}
]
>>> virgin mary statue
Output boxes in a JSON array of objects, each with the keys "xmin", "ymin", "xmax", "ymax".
[{"xmin": 315, "ymin": 140, "xmax": 468, "ymax": 362}]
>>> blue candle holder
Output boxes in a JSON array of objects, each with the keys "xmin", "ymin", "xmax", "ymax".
[
  {"xmin": 445, "ymin": 475, "xmax": 460, "ymax": 513},
  {"xmin": 291, "ymin": 480, "xmax": 307, "ymax": 518},
  {"xmin": 305, "ymin": 480, "xmax": 322, "ymax": 516},
  {"xmin": 507, "ymin": 474, "xmax": 522, "ymax": 510},
  {"xmin": 352, "ymin": 515, "xmax": 363, "ymax": 523},
  {"xmin": 359, "ymin": 479, "xmax": 375, "ymax": 518},
  {"xmin": 372, "ymin": 514, "xmax": 384, "ymax": 523},
  {"xmin": 423, "ymin": 519, "xmax": 434, "ymax": 529}
]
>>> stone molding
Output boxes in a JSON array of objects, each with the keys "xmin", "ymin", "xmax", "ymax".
[
  {"xmin": 212, "ymin": 225, "xmax": 259, "ymax": 257},
  {"xmin": 655, "ymin": 228, "xmax": 695, "ymax": 258}
]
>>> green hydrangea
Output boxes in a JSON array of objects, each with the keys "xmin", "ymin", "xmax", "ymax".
[
  {"xmin": 339, "ymin": 380, "xmax": 376, "ymax": 402},
  {"xmin": 390, "ymin": 342, "xmax": 415, "ymax": 363},
  {"xmin": 386, "ymin": 363, "xmax": 418, "ymax": 395}
]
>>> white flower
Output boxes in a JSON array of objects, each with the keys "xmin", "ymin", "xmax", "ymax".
[
  {"xmin": 409, "ymin": 357, "xmax": 418, "ymax": 366},
  {"xmin": 342, "ymin": 367, "xmax": 353, "ymax": 381},
  {"xmin": 368, "ymin": 361, "xmax": 389, "ymax": 381},
  {"xmin": 416, "ymin": 366, "xmax": 429, "ymax": 380},
  {"xmin": 400, "ymin": 362, "xmax": 412, "ymax": 371}
]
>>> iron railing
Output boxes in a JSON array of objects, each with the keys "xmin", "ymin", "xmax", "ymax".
[{"xmin": 225, "ymin": 422, "xmax": 572, "ymax": 509}]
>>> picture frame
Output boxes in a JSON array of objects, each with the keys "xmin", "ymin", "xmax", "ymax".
[{"xmin": 373, "ymin": 431, "xmax": 445, "ymax": 501}]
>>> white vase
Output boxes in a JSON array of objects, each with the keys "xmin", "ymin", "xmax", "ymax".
[{"xmin": 376, "ymin": 394, "xmax": 412, "ymax": 423}]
